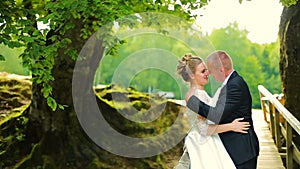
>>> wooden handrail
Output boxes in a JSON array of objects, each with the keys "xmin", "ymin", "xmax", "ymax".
[
  {"xmin": 258, "ymin": 85, "xmax": 300, "ymax": 169},
  {"xmin": 258, "ymin": 85, "xmax": 300, "ymax": 134}
]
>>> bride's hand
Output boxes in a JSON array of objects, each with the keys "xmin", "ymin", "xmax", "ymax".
[{"xmin": 231, "ymin": 118, "xmax": 250, "ymax": 133}]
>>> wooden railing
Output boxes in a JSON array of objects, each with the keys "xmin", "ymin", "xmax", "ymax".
[{"xmin": 258, "ymin": 85, "xmax": 300, "ymax": 169}]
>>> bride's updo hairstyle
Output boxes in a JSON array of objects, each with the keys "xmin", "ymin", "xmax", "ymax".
[{"xmin": 177, "ymin": 53, "xmax": 203, "ymax": 82}]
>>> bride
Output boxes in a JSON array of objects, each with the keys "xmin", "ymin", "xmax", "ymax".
[{"xmin": 174, "ymin": 53, "xmax": 250, "ymax": 169}]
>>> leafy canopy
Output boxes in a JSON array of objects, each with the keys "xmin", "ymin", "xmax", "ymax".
[
  {"xmin": 1, "ymin": 0, "xmax": 296, "ymax": 110},
  {"xmin": 0, "ymin": 0, "xmax": 207, "ymax": 110}
]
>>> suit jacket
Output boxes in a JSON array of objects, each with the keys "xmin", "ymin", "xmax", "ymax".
[{"xmin": 187, "ymin": 71, "xmax": 259, "ymax": 165}]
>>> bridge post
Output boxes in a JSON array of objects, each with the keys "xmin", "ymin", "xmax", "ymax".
[
  {"xmin": 274, "ymin": 109, "xmax": 282, "ymax": 150},
  {"xmin": 286, "ymin": 122, "xmax": 293, "ymax": 169},
  {"xmin": 269, "ymin": 103, "xmax": 275, "ymax": 139}
]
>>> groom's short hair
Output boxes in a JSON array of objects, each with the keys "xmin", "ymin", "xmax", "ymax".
[{"xmin": 207, "ymin": 50, "xmax": 233, "ymax": 71}]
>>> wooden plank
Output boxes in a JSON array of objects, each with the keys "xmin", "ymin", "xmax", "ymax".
[{"xmin": 252, "ymin": 109, "xmax": 285, "ymax": 169}]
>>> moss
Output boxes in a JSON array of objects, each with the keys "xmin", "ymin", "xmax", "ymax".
[
  {"xmin": 86, "ymin": 158, "xmax": 113, "ymax": 169},
  {"xmin": 1, "ymin": 77, "xmax": 186, "ymax": 169},
  {"xmin": 0, "ymin": 104, "xmax": 29, "ymax": 126},
  {"xmin": 0, "ymin": 74, "xmax": 31, "ymax": 121},
  {"xmin": 14, "ymin": 142, "xmax": 43, "ymax": 169}
]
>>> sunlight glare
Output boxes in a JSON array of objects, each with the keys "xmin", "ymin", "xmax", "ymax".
[{"xmin": 196, "ymin": 0, "xmax": 284, "ymax": 44}]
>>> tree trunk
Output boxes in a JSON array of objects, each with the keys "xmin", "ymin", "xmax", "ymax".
[
  {"xmin": 18, "ymin": 19, "xmax": 106, "ymax": 168},
  {"xmin": 279, "ymin": 1, "xmax": 300, "ymax": 121},
  {"xmin": 15, "ymin": 19, "xmax": 123, "ymax": 168},
  {"xmin": 1, "ymin": 18, "xmax": 185, "ymax": 168}
]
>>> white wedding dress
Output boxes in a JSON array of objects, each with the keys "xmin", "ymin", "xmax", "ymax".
[{"xmin": 175, "ymin": 89, "xmax": 236, "ymax": 169}]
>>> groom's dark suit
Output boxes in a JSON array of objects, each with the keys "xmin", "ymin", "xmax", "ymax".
[{"xmin": 187, "ymin": 71, "xmax": 259, "ymax": 168}]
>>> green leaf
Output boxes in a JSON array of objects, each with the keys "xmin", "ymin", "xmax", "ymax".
[
  {"xmin": 37, "ymin": 17, "xmax": 49, "ymax": 25},
  {"xmin": 58, "ymin": 104, "xmax": 65, "ymax": 110},
  {"xmin": 33, "ymin": 30, "xmax": 41, "ymax": 36},
  {"xmin": 0, "ymin": 54, "xmax": 5, "ymax": 61},
  {"xmin": 23, "ymin": 36, "xmax": 34, "ymax": 43},
  {"xmin": 50, "ymin": 35, "xmax": 59, "ymax": 42},
  {"xmin": 42, "ymin": 84, "xmax": 52, "ymax": 98},
  {"xmin": 47, "ymin": 97, "xmax": 57, "ymax": 111},
  {"xmin": 280, "ymin": 0, "xmax": 297, "ymax": 7}
]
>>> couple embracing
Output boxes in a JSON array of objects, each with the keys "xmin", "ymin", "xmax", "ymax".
[{"xmin": 174, "ymin": 51, "xmax": 260, "ymax": 169}]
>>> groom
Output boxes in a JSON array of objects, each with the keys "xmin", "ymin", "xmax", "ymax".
[{"xmin": 186, "ymin": 50, "xmax": 259, "ymax": 169}]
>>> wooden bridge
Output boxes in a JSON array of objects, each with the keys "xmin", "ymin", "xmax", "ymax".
[
  {"xmin": 171, "ymin": 85, "xmax": 300, "ymax": 169},
  {"xmin": 255, "ymin": 85, "xmax": 300, "ymax": 169},
  {"xmin": 252, "ymin": 109, "xmax": 285, "ymax": 169}
]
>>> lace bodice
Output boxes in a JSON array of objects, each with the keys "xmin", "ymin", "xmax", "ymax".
[
  {"xmin": 195, "ymin": 89, "xmax": 212, "ymax": 105},
  {"xmin": 186, "ymin": 89, "xmax": 216, "ymax": 135}
]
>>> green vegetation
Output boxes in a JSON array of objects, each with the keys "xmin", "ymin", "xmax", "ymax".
[
  {"xmin": 94, "ymin": 23, "xmax": 281, "ymax": 108},
  {"xmin": 0, "ymin": 0, "xmax": 206, "ymax": 168},
  {"xmin": 208, "ymin": 23, "xmax": 281, "ymax": 107},
  {"xmin": 94, "ymin": 84, "xmax": 188, "ymax": 138},
  {"xmin": 0, "ymin": 75, "xmax": 31, "ymax": 168},
  {"xmin": 0, "ymin": 74, "xmax": 31, "ymax": 119},
  {"xmin": 1, "ymin": 23, "xmax": 281, "ymax": 108},
  {"xmin": 0, "ymin": 44, "xmax": 28, "ymax": 75},
  {"xmin": 0, "ymin": 76, "xmax": 186, "ymax": 169}
]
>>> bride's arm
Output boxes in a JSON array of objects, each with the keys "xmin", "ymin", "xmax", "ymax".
[
  {"xmin": 206, "ymin": 118, "xmax": 250, "ymax": 135},
  {"xmin": 190, "ymin": 90, "xmax": 249, "ymax": 135}
]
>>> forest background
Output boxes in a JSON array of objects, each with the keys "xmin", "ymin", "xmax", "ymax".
[{"xmin": 0, "ymin": 22, "xmax": 281, "ymax": 108}]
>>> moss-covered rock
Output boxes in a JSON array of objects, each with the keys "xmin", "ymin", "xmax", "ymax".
[
  {"xmin": 0, "ymin": 72, "xmax": 31, "ymax": 120},
  {"xmin": 0, "ymin": 74, "xmax": 187, "ymax": 169}
]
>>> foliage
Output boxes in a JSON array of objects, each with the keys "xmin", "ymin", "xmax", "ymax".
[
  {"xmin": 202, "ymin": 23, "xmax": 281, "ymax": 107},
  {"xmin": 258, "ymin": 41, "xmax": 282, "ymax": 94},
  {"xmin": 95, "ymin": 29, "xmax": 214, "ymax": 99},
  {"xmin": 280, "ymin": 0, "xmax": 298, "ymax": 7},
  {"xmin": 0, "ymin": 44, "xmax": 28, "ymax": 75},
  {"xmin": 95, "ymin": 22, "xmax": 282, "ymax": 108},
  {"xmin": 1, "ymin": 0, "xmax": 285, "ymax": 109},
  {"xmin": 0, "ymin": 0, "xmax": 207, "ymax": 110},
  {"xmin": 1, "ymin": 23, "xmax": 282, "ymax": 108},
  {"xmin": 240, "ymin": 0, "xmax": 297, "ymax": 7},
  {"xmin": 0, "ymin": 55, "xmax": 4, "ymax": 61}
]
